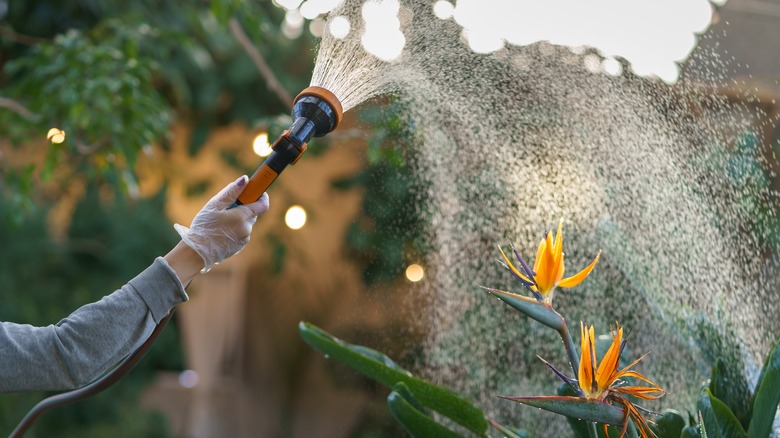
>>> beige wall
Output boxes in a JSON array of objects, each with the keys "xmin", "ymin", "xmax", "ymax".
[{"xmin": 139, "ymin": 117, "xmax": 417, "ymax": 437}]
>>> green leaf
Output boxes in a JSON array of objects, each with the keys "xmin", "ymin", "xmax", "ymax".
[
  {"xmin": 387, "ymin": 383, "xmax": 463, "ymax": 438},
  {"xmin": 298, "ymin": 322, "xmax": 488, "ymax": 436},
  {"xmin": 748, "ymin": 338, "xmax": 780, "ymax": 438},
  {"xmin": 350, "ymin": 345, "xmax": 411, "ymax": 374},
  {"xmin": 698, "ymin": 389, "xmax": 747, "ymax": 438},
  {"xmin": 392, "ymin": 382, "xmax": 428, "ymax": 414},
  {"xmin": 487, "ymin": 418, "xmax": 529, "ymax": 438},
  {"xmin": 709, "ymin": 358, "xmax": 752, "ymax": 429},
  {"xmin": 651, "ymin": 409, "xmax": 686, "ymax": 438},
  {"xmin": 499, "ymin": 396, "xmax": 625, "ymax": 426},
  {"xmin": 700, "ymin": 411, "xmax": 710, "ymax": 438},
  {"xmin": 681, "ymin": 425, "xmax": 703, "ymax": 438},
  {"xmin": 557, "ymin": 383, "xmax": 590, "ymax": 438},
  {"xmin": 480, "ymin": 287, "xmax": 564, "ymax": 330}
]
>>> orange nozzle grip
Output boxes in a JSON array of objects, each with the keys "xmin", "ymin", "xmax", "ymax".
[{"xmin": 237, "ymin": 164, "xmax": 278, "ymax": 205}]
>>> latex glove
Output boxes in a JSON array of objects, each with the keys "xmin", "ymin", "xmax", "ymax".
[{"xmin": 174, "ymin": 175, "xmax": 269, "ymax": 272}]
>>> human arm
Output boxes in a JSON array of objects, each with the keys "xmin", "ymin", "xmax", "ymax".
[
  {"xmin": 0, "ymin": 176, "xmax": 268, "ymax": 392},
  {"xmin": 0, "ymin": 258, "xmax": 186, "ymax": 392},
  {"xmin": 164, "ymin": 241, "xmax": 205, "ymax": 286}
]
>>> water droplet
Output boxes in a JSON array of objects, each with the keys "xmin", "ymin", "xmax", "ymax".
[{"xmin": 309, "ymin": 1, "xmax": 776, "ymax": 434}]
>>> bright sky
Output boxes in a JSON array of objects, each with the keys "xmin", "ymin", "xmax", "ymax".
[{"xmin": 273, "ymin": 0, "xmax": 727, "ymax": 83}]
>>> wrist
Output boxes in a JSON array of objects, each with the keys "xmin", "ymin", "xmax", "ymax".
[{"xmin": 164, "ymin": 241, "xmax": 206, "ymax": 286}]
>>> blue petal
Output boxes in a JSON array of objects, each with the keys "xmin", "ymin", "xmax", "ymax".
[{"xmin": 510, "ymin": 243, "xmax": 537, "ymax": 279}]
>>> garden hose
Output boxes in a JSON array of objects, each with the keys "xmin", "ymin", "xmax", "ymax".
[{"xmin": 9, "ymin": 313, "xmax": 174, "ymax": 437}]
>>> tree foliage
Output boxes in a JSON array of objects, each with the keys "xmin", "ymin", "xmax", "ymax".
[{"xmin": 1, "ymin": 0, "xmax": 314, "ymax": 220}]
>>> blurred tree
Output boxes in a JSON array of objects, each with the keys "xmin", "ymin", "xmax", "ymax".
[
  {"xmin": 0, "ymin": 0, "xmax": 314, "ymax": 223},
  {"xmin": 0, "ymin": 185, "xmax": 182, "ymax": 437}
]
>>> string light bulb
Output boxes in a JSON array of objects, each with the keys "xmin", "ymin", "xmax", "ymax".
[
  {"xmin": 285, "ymin": 205, "xmax": 307, "ymax": 230},
  {"xmin": 405, "ymin": 263, "xmax": 424, "ymax": 282},
  {"xmin": 47, "ymin": 128, "xmax": 65, "ymax": 144},
  {"xmin": 253, "ymin": 132, "xmax": 272, "ymax": 157}
]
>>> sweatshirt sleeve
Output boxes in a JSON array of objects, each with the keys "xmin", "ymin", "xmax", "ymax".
[{"xmin": 0, "ymin": 257, "xmax": 188, "ymax": 393}]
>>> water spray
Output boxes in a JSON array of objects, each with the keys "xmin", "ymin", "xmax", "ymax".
[
  {"xmin": 10, "ymin": 86, "xmax": 343, "ymax": 437},
  {"xmin": 235, "ymin": 86, "xmax": 343, "ymax": 205}
]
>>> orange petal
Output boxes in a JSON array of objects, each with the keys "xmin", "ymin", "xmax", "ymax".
[
  {"xmin": 498, "ymin": 245, "xmax": 533, "ymax": 284},
  {"xmin": 612, "ymin": 386, "xmax": 665, "ymax": 400},
  {"xmin": 557, "ymin": 250, "xmax": 601, "ymax": 288},
  {"xmin": 615, "ymin": 369, "xmax": 663, "ymax": 390},
  {"xmin": 578, "ymin": 322, "xmax": 594, "ymax": 394},
  {"xmin": 612, "ymin": 351, "xmax": 662, "ymax": 389},
  {"xmin": 596, "ymin": 325, "xmax": 623, "ymax": 390},
  {"xmin": 588, "ymin": 325, "xmax": 598, "ymax": 393},
  {"xmin": 533, "ymin": 237, "xmax": 546, "ymax": 273},
  {"xmin": 540, "ymin": 231, "xmax": 556, "ymax": 291},
  {"xmin": 550, "ymin": 219, "xmax": 565, "ymax": 283},
  {"xmin": 535, "ymin": 235, "xmax": 554, "ymax": 293},
  {"xmin": 553, "ymin": 219, "xmax": 564, "ymax": 263},
  {"xmin": 556, "ymin": 256, "xmax": 566, "ymax": 284},
  {"xmin": 626, "ymin": 402, "xmax": 656, "ymax": 438},
  {"xmin": 611, "ymin": 397, "xmax": 632, "ymax": 438}
]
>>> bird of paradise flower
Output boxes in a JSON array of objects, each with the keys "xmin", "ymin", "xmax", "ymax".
[
  {"xmin": 506, "ymin": 322, "xmax": 665, "ymax": 437},
  {"xmin": 497, "ymin": 219, "xmax": 600, "ymax": 304},
  {"xmin": 487, "ymin": 219, "xmax": 665, "ymax": 437}
]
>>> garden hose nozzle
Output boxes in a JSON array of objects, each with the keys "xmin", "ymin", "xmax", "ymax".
[{"xmin": 235, "ymin": 86, "xmax": 343, "ymax": 205}]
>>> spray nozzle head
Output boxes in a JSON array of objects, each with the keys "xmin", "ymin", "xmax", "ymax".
[{"xmin": 292, "ymin": 86, "xmax": 343, "ymax": 139}]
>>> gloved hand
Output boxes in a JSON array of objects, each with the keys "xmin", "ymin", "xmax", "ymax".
[{"xmin": 174, "ymin": 175, "xmax": 269, "ymax": 272}]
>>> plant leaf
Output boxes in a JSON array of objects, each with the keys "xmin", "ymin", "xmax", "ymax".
[
  {"xmin": 709, "ymin": 358, "xmax": 752, "ymax": 429},
  {"xmin": 299, "ymin": 322, "xmax": 488, "ymax": 436},
  {"xmin": 487, "ymin": 418, "xmax": 531, "ymax": 438},
  {"xmin": 387, "ymin": 384, "xmax": 464, "ymax": 438},
  {"xmin": 499, "ymin": 396, "xmax": 625, "ymax": 425},
  {"xmin": 700, "ymin": 411, "xmax": 709, "ymax": 438},
  {"xmin": 698, "ymin": 389, "xmax": 747, "ymax": 438},
  {"xmin": 557, "ymin": 383, "xmax": 591, "ymax": 437},
  {"xmin": 651, "ymin": 409, "xmax": 686, "ymax": 438},
  {"xmin": 748, "ymin": 337, "xmax": 780, "ymax": 438},
  {"xmin": 681, "ymin": 425, "xmax": 703, "ymax": 438},
  {"xmin": 480, "ymin": 287, "xmax": 564, "ymax": 330},
  {"xmin": 393, "ymin": 382, "xmax": 428, "ymax": 414}
]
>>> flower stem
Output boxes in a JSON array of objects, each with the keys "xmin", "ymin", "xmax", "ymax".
[
  {"xmin": 587, "ymin": 422, "xmax": 598, "ymax": 438},
  {"xmin": 557, "ymin": 317, "xmax": 580, "ymax": 377}
]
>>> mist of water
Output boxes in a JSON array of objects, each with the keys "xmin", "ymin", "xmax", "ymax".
[{"xmin": 310, "ymin": 0, "xmax": 780, "ymax": 432}]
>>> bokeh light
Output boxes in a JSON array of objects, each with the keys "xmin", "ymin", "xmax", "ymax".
[
  {"xmin": 273, "ymin": 0, "xmax": 304, "ymax": 11},
  {"xmin": 309, "ymin": 18, "xmax": 326, "ymax": 37},
  {"xmin": 432, "ymin": 1, "xmax": 454, "ymax": 20},
  {"xmin": 299, "ymin": 0, "xmax": 343, "ymax": 20},
  {"xmin": 328, "ymin": 15, "xmax": 351, "ymax": 39},
  {"xmin": 285, "ymin": 205, "xmax": 307, "ymax": 230},
  {"xmin": 252, "ymin": 132, "xmax": 272, "ymax": 157},
  {"xmin": 602, "ymin": 57, "xmax": 622, "ymax": 76},
  {"xmin": 277, "ymin": 0, "xmax": 723, "ymax": 84},
  {"xmin": 450, "ymin": 0, "xmax": 718, "ymax": 83},
  {"xmin": 405, "ymin": 263, "xmax": 424, "ymax": 282},
  {"xmin": 47, "ymin": 127, "xmax": 65, "ymax": 144},
  {"xmin": 283, "ymin": 9, "xmax": 305, "ymax": 39},
  {"xmin": 178, "ymin": 370, "xmax": 199, "ymax": 388},
  {"xmin": 361, "ymin": 0, "xmax": 405, "ymax": 61}
]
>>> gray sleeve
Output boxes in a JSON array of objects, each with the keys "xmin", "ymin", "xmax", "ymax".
[{"xmin": 0, "ymin": 257, "xmax": 188, "ymax": 393}]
